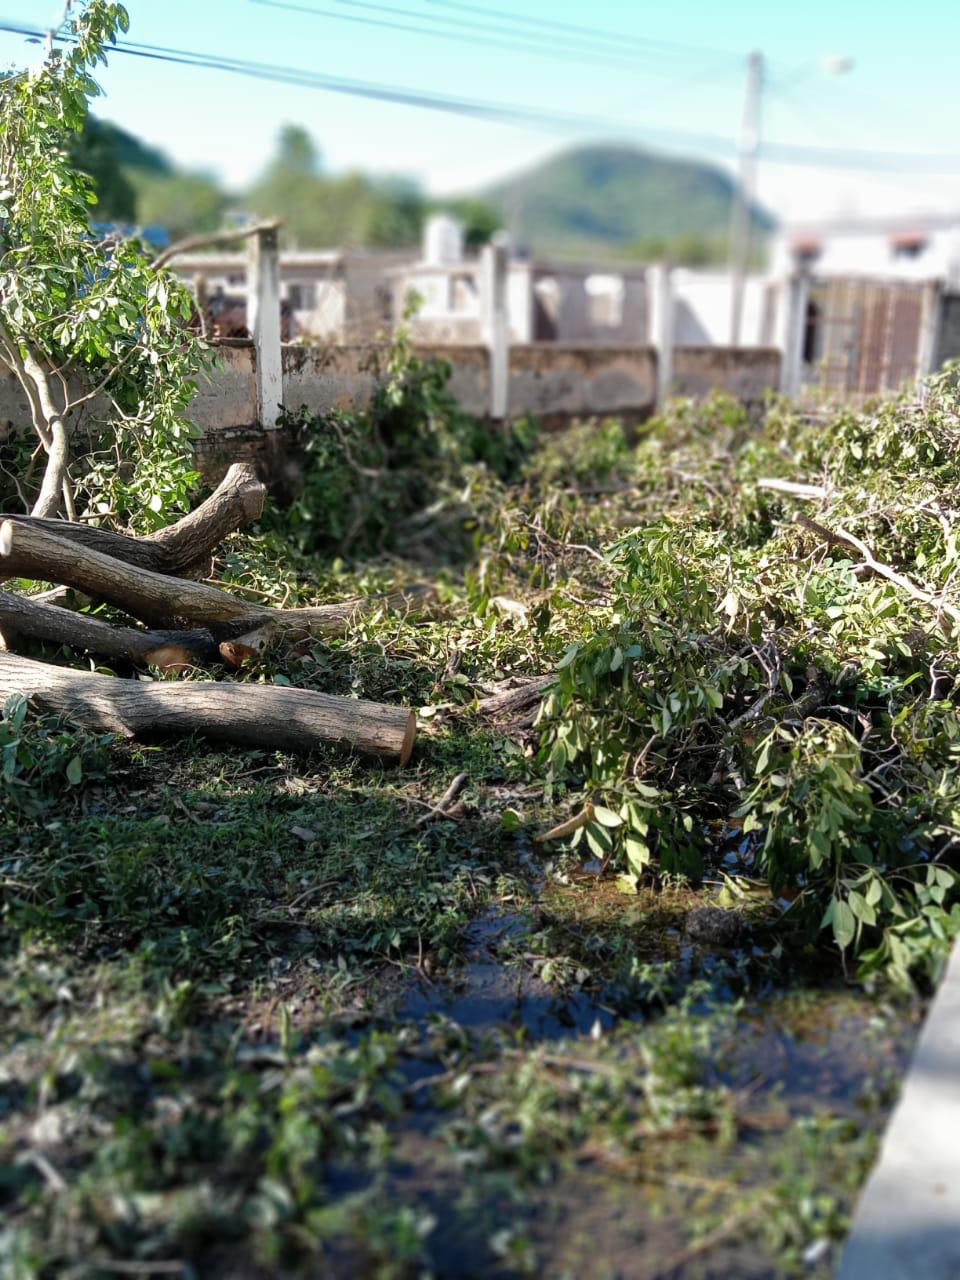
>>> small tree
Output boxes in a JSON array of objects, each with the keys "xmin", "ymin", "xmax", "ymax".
[{"xmin": 0, "ymin": 1, "xmax": 209, "ymax": 523}]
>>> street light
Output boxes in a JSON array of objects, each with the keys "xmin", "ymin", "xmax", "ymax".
[{"xmin": 728, "ymin": 51, "xmax": 854, "ymax": 346}]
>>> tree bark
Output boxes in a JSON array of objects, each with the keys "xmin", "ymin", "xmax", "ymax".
[
  {"xmin": 2, "ymin": 462, "xmax": 266, "ymax": 578},
  {"xmin": 0, "ymin": 651, "xmax": 416, "ymax": 763},
  {"xmin": 0, "ymin": 589, "xmax": 218, "ymax": 672},
  {"xmin": 29, "ymin": 419, "xmax": 70, "ymax": 518},
  {"xmin": 0, "ymin": 519, "xmax": 433, "ymax": 646},
  {"xmin": 0, "ymin": 517, "xmax": 262, "ymax": 631},
  {"xmin": 217, "ymin": 584, "xmax": 436, "ymax": 665}
]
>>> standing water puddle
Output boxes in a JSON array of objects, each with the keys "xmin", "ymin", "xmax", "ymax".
[
  {"xmin": 398, "ymin": 908, "xmax": 618, "ymax": 1038},
  {"xmin": 382, "ymin": 892, "xmax": 923, "ymax": 1278}
]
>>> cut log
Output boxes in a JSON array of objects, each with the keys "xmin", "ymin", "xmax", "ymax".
[
  {"xmin": 0, "ymin": 589, "xmax": 218, "ymax": 672},
  {"xmin": 1, "ymin": 462, "xmax": 265, "ymax": 579},
  {"xmin": 0, "ymin": 519, "xmax": 434, "ymax": 646},
  {"xmin": 217, "ymin": 583, "xmax": 437, "ymax": 665},
  {"xmin": 0, "ymin": 651, "xmax": 416, "ymax": 763},
  {"xmin": 1, "ymin": 517, "xmax": 260, "ymax": 630}
]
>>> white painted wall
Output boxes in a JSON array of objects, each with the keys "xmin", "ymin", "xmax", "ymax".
[
  {"xmin": 670, "ymin": 270, "xmax": 772, "ymax": 347},
  {"xmin": 771, "ymin": 223, "xmax": 960, "ymax": 287}
]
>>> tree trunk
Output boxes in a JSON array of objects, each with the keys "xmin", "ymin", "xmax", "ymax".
[
  {"xmin": 0, "ymin": 651, "xmax": 416, "ymax": 763},
  {"xmin": 2, "ymin": 462, "xmax": 266, "ymax": 578},
  {"xmin": 0, "ymin": 589, "xmax": 218, "ymax": 671},
  {"xmin": 216, "ymin": 584, "xmax": 436, "ymax": 664},
  {"xmin": 0, "ymin": 516, "xmax": 261, "ymax": 630},
  {"xmin": 29, "ymin": 417, "xmax": 70, "ymax": 518},
  {"xmin": 0, "ymin": 519, "xmax": 434, "ymax": 645}
]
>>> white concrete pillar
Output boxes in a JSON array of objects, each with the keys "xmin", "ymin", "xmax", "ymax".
[
  {"xmin": 647, "ymin": 264, "xmax": 675, "ymax": 407},
  {"xmin": 481, "ymin": 233, "xmax": 510, "ymax": 420},
  {"xmin": 916, "ymin": 279, "xmax": 942, "ymax": 380},
  {"xmin": 775, "ymin": 271, "xmax": 810, "ymax": 401},
  {"xmin": 247, "ymin": 226, "xmax": 283, "ymax": 429}
]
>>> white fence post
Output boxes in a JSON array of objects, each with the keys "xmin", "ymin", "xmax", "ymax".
[
  {"xmin": 917, "ymin": 279, "xmax": 942, "ymax": 381},
  {"xmin": 648, "ymin": 264, "xmax": 675, "ymax": 408},
  {"xmin": 481, "ymin": 233, "xmax": 510, "ymax": 420},
  {"xmin": 776, "ymin": 271, "xmax": 809, "ymax": 401},
  {"xmin": 247, "ymin": 225, "xmax": 283, "ymax": 429}
]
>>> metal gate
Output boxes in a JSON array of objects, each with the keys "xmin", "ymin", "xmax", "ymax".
[{"xmin": 805, "ymin": 277, "xmax": 928, "ymax": 398}]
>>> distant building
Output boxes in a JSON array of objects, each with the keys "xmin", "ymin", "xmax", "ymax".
[
  {"xmin": 390, "ymin": 214, "xmax": 649, "ymax": 345},
  {"xmin": 770, "ymin": 213, "xmax": 960, "ymax": 286},
  {"xmin": 169, "ymin": 248, "xmax": 407, "ymax": 342}
]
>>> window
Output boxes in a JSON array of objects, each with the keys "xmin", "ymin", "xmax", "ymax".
[
  {"xmin": 889, "ymin": 232, "xmax": 928, "ymax": 260},
  {"xmin": 790, "ymin": 236, "xmax": 822, "ymax": 266},
  {"xmin": 287, "ymin": 282, "xmax": 317, "ymax": 311},
  {"xmin": 584, "ymin": 274, "xmax": 625, "ymax": 328}
]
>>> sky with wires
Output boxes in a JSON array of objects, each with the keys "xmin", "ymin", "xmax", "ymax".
[{"xmin": 1, "ymin": 0, "xmax": 959, "ymax": 225}]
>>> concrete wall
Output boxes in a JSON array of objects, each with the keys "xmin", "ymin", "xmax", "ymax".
[
  {"xmin": 196, "ymin": 342, "xmax": 664, "ymax": 430},
  {"xmin": 671, "ymin": 270, "xmax": 773, "ymax": 347},
  {"xmin": 673, "ymin": 346, "xmax": 781, "ymax": 405},
  {"xmin": 0, "ymin": 340, "xmax": 780, "ymax": 484}
]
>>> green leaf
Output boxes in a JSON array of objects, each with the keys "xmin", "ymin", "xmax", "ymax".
[
  {"xmin": 585, "ymin": 822, "xmax": 612, "ymax": 856},
  {"xmin": 593, "ymin": 805, "xmax": 623, "ymax": 828},
  {"xmin": 557, "ymin": 643, "xmax": 581, "ymax": 670},
  {"xmin": 625, "ymin": 835, "xmax": 651, "ymax": 874},
  {"xmin": 832, "ymin": 899, "xmax": 856, "ymax": 950},
  {"xmin": 65, "ymin": 755, "xmax": 83, "ymax": 786},
  {"xmin": 500, "ymin": 808, "xmax": 521, "ymax": 833}
]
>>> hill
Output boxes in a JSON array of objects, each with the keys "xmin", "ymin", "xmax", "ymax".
[{"xmin": 484, "ymin": 143, "xmax": 775, "ymax": 264}]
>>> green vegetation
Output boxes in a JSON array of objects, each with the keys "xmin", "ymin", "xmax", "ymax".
[
  {"xmin": 2, "ymin": 8, "xmax": 957, "ymax": 1276},
  {"xmin": 70, "ymin": 116, "xmax": 501, "ymax": 251},
  {"xmin": 0, "ymin": 1, "xmax": 209, "ymax": 523},
  {"xmin": 485, "ymin": 142, "xmax": 775, "ymax": 263},
  {"xmin": 4, "ymin": 350, "xmax": 957, "ymax": 1273},
  {"xmin": 1, "ymin": 348, "xmax": 947, "ymax": 1269}
]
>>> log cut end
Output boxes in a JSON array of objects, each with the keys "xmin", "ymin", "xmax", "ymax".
[
  {"xmin": 0, "ymin": 520, "xmax": 11, "ymax": 558},
  {"xmin": 142, "ymin": 642, "xmax": 206, "ymax": 674},
  {"xmin": 399, "ymin": 710, "xmax": 417, "ymax": 767}
]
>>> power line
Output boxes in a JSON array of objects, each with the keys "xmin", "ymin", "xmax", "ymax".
[
  {"xmin": 249, "ymin": 0, "xmax": 725, "ymax": 75},
  {"xmin": 415, "ymin": 0, "xmax": 742, "ymax": 62},
  {"xmin": 3, "ymin": 20, "xmax": 960, "ymax": 174}
]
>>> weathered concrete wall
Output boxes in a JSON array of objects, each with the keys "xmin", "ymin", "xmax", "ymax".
[
  {"xmin": 189, "ymin": 342, "xmax": 661, "ymax": 431},
  {"xmin": 508, "ymin": 345, "xmax": 656, "ymax": 420},
  {"xmin": 0, "ymin": 341, "xmax": 780, "ymax": 482},
  {"xmin": 195, "ymin": 341, "xmax": 257, "ymax": 430},
  {"xmin": 673, "ymin": 346, "xmax": 781, "ymax": 406}
]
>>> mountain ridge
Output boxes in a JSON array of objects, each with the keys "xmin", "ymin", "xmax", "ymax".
[{"xmin": 482, "ymin": 142, "xmax": 775, "ymax": 263}]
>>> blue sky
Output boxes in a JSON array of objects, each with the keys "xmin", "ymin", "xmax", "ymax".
[{"xmin": 1, "ymin": 0, "xmax": 959, "ymax": 224}]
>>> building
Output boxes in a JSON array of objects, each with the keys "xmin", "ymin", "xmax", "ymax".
[
  {"xmin": 389, "ymin": 214, "xmax": 649, "ymax": 346},
  {"xmin": 169, "ymin": 248, "xmax": 407, "ymax": 343}
]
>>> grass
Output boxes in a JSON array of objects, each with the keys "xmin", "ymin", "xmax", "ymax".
[
  {"xmin": 0, "ymin": 629, "xmax": 920, "ymax": 1277},
  {"xmin": 1, "ymin": 389, "xmax": 947, "ymax": 1278}
]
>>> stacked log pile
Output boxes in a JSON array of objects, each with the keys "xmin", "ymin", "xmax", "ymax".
[{"xmin": 0, "ymin": 463, "xmax": 417, "ymax": 763}]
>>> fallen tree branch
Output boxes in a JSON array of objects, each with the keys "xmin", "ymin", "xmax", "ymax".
[
  {"xmin": 0, "ymin": 651, "xmax": 416, "ymax": 762},
  {"xmin": 475, "ymin": 675, "xmax": 554, "ymax": 719},
  {"xmin": 216, "ymin": 584, "xmax": 435, "ymax": 665},
  {"xmin": 415, "ymin": 771, "xmax": 468, "ymax": 826},
  {"xmin": 756, "ymin": 477, "xmax": 827, "ymax": 500},
  {"xmin": 1, "ymin": 462, "xmax": 266, "ymax": 579},
  {"xmin": 150, "ymin": 219, "xmax": 281, "ymax": 271},
  {"xmin": 0, "ymin": 589, "xmax": 218, "ymax": 672},
  {"xmin": 536, "ymin": 804, "xmax": 593, "ymax": 843},
  {"xmin": 794, "ymin": 513, "xmax": 937, "ymax": 604}
]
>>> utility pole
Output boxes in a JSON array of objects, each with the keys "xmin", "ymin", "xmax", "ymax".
[{"xmin": 728, "ymin": 50, "xmax": 763, "ymax": 347}]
